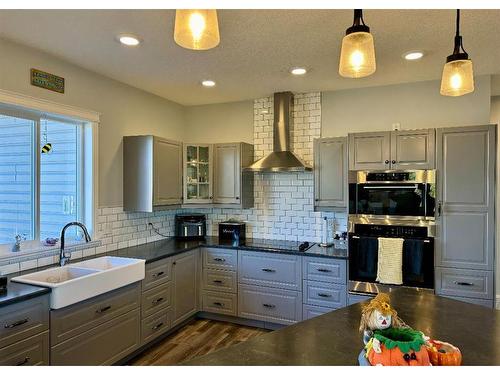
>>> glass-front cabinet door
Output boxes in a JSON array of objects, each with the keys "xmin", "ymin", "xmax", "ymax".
[{"xmin": 183, "ymin": 144, "xmax": 213, "ymax": 203}]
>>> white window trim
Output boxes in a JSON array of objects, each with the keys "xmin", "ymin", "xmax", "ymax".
[{"xmin": 0, "ymin": 89, "xmax": 100, "ymax": 255}]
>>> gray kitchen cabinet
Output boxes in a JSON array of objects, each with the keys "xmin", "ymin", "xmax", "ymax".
[
  {"xmin": 123, "ymin": 135, "xmax": 182, "ymax": 212},
  {"xmin": 201, "ymin": 291, "xmax": 238, "ymax": 316},
  {"xmin": 50, "ymin": 282, "xmax": 142, "ymax": 365},
  {"xmin": 172, "ymin": 249, "xmax": 199, "ymax": 326},
  {"xmin": 0, "ymin": 294, "xmax": 49, "ymax": 350},
  {"xmin": 348, "ymin": 129, "xmax": 435, "ymax": 170},
  {"xmin": 302, "ymin": 257, "xmax": 346, "ymax": 284},
  {"xmin": 390, "ymin": 129, "xmax": 435, "ymax": 170},
  {"xmin": 213, "ymin": 142, "xmax": 254, "ymax": 208},
  {"xmin": 0, "ymin": 331, "xmax": 49, "ymax": 366},
  {"xmin": 184, "ymin": 144, "xmax": 213, "ymax": 204},
  {"xmin": 435, "ymin": 125, "xmax": 496, "ymax": 306},
  {"xmin": 302, "ymin": 280, "xmax": 347, "ymax": 309},
  {"xmin": 202, "ymin": 247, "xmax": 238, "ymax": 271},
  {"xmin": 0, "ymin": 294, "xmax": 49, "ymax": 366},
  {"xmin": 313, "ymin": 137, "xmax": 348, "ymax": 210},
  {"xmin": 238, "ymin": 284, "xmax": 302, "ymax": 325},
  {"xmin": 347, "ymin": 293, "xmax": 372, "ymax": 306},
  {"xmin": 302, "ymin": 304, "xmax": 334, "ymax": 320},
  {"xmin": 238, "ymin": 251, "xmax": 302, "ymax": 291},
  {"xmin": 51, "ymin": 308, "xmax": 141, "ymax": 365},
  {"xmin": 348, "ymin": 131, "xmax": 391, "ymax": 170},
  {"xmin": 435, "ymin": 125, "xmax": 495, "ymax": 271}
]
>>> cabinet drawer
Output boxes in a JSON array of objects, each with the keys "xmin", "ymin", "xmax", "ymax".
[
  {"xmin": 0, "ymin": 295, "xmax": 49, "ymax": 350},
  {"xmin": 435, "ymin": 267, "xmax": 494, "ymax": 300},
  {"xmin": 142, "ymin": 282, "xmax": 172, "ymax": 318},
  {"xmin": 143, "ymin": 258, "xmax": 172, "ymax": 291},
  {"xmin": 51, "ymin": 282, "xmax": 140, "ymax": 346},
  {"xmin": 302, "ymin": 304, "xmax": 334, "ymax": 320},
  {"xmin": 51, "ymin": 308, "xmax": 141, "ymax": 365},
  {"xmin": 203, "ymin": 247, "xmax": 238, "ymax": 270},
  {"xmin": 0, "ymin": 331, "xmax": 49, "ymax": 366},
  {"xmin": 238, "ymin": 284, "xmax": 302, "ymax": 325},
  {"xmin": 239, "ymin": 251, "xmax": 301, "ymax": 291},
  {"xmin": 302, "ymin": 257, "xmax": 346, "ymax": 284},
  {"xmin": 202, "ymin": 268, "xmax": 237, "ymax": 293},
  {"xmin": 141, "ymin": 307, "xmax": 172, "ymax": 345},
  {"xmin": 202, "ymin": 291, "xmax": 237, "ymax": 316},
  {"xmin": 303, "ymin": 280, "xmax": 347, "ymax": 309}
]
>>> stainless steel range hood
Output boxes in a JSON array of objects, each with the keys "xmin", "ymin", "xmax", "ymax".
[{"xmin": 245, "ymin": 92, "xmax": 312, "ymax": 172}]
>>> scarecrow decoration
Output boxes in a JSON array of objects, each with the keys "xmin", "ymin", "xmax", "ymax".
[{"xmin": 358, "ymin": 293, "xmax": 461, "ymax": 366}]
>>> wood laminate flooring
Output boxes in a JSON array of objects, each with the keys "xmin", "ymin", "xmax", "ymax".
[{"xmin": 129, "ymin": 319, "xmax": 269, "ymax": 365}]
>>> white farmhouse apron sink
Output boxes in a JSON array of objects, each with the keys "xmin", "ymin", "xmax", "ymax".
[{"xmin": 12, "ymin": 256, "xmax": 145, "ymax": 309}]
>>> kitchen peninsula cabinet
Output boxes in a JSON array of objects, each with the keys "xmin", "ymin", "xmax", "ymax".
[
  {"xmin": 313, "ymin": 137, "xmax": 348, "ymax": 211},
  {"xmin": 123, "ymin": 135, "xmax": 182, "ymax": 212},
  {"xmin": 348, "ymin": 129, "xmax": 435, "ymax": 170}
]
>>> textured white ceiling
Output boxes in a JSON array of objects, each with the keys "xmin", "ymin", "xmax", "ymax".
[{"xmin": 1, "ymin": 9, "xmax": 499, "ymax": 106}]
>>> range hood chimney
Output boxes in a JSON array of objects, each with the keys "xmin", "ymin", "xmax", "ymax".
[{"xmin": 245, "ymin": 92, "xmax": 312, "ymax": 172}]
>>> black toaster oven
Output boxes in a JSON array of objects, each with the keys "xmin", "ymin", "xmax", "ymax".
[{"xmin": 175, "ymin": 214, "xmax": 206, "ymax": 239}]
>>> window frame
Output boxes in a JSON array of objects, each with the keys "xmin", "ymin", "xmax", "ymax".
[{"xmin": 0, "ymin": 89, "xmax": 99, "ymax": 250}]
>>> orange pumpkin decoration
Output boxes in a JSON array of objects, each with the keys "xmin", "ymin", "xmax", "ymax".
[
  {"xmin": 366, "ymin": 327, "xmax": 431, "ymax": 366},
  {"xmin": 426, "ymin": 340, "xmax": 462, "ymax": 366}
]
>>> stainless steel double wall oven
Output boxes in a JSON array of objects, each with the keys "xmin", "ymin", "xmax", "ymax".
[{"xmin": 348, "ymin": 170, "xmax": 436, "ymax": 295}]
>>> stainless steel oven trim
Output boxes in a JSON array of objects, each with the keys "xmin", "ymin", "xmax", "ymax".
[
  {"xmin": 349, "ymin": 170, "xmax": 436, "ymax": 184},
  {"xmin": 348, "ymin": 215, "xmax": 436, "ymax": 237},
  {"xmin": 348, "ymin": 281, "xmax": 434, "ymax": 295}
]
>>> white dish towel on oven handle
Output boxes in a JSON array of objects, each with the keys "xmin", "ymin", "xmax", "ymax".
[{"xmin": 376, "ymin": 237, "xmax": 404, "ymax": 285}]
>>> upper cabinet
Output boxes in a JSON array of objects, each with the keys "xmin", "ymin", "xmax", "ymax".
[
  {"xmin": 213, "ymin": 143, "xmax": 254, "ymax": 208},
  {"xmin": 123, "ymin": 136, "xmax": 182, "ymax": 212},
  {"xmin": 314, "ymin": 137, "xmax": 348, "ymax": 211},
  {"xmin": 348, "ymin": 129, "xmax": 435, "ymax": 170},
  {"xmin": 183, "ymin": 142, "xmax": 254, "ymax": 208},
  {"xmin": 184, "ymin": 144, "xmax": 213, "ymax": 204}
]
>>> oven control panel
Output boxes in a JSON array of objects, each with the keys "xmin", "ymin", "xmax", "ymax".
[{"xmin": 353, "ymin": 224, "xmax": 429, "ymax": 238}]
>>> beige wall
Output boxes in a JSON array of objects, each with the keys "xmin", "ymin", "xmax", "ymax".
[
  {"xmin": 0, "ymin": 38, "xmax": 185, "ymax": 207},
  {"xmin": 322, "ymin": 76, "xmax": 491, "ymax": 137},
  {"xmin": 184, "ymin": 100, "xmax": 253, "ymax": 143}
]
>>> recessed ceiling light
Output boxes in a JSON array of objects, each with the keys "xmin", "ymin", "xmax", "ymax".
[
  {"xmin": 118, "ymin": 35, "xmax": 141, "ymax": 46},
  {"xmin": 290, "ymin": 67, "xmax": 307, "ymax": 75},
  {"xmin": 201, "ymin": 80, "xmax": 216, "ymax": 87},
  {"xmin": 403, "ymin": 51, "xmax": 424, "ymax": 60}
]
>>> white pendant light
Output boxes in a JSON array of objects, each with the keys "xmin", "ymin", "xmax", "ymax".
[
  {"xmin": 339, "ymin": 9, "xmax": 376, "ymax": 78},
  {"xmin": 440, "ymin": 10, "xmax": 474, "ymax": 97},
  {"xmin": 174, "ymin": 10, "xmax": 220, "ymax": 50}
]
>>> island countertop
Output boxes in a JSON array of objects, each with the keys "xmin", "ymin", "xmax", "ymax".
[{"xmin": 184, "ymin": 288, "xmax": 500, "ymax": 366}]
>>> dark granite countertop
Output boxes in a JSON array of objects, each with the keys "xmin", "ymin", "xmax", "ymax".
[
  {"xmin": 0, "ymin": 280, "xmax": 50, "ymax": 308},
  {"xmin": 184, "ymin": 288, "xmax": 500, "ymax": 366},
  {"xmin": 104, "ymin": 236, "xmax": 348, "ymax": 263},
  {"xmin": 2, "ymin": 236, "xmax": 347, "ymax": 307}
]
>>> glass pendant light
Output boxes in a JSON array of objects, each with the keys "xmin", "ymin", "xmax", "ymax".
[
  {"xmin": 174, "ymin": 10, "xmax": 220, "ymax": 50},
  {"xmin": 339, "ymin": 9, "xmax": 376, "ymax": 78},
  {"xmin": 440, "ymin": 10, "xmax": 474, "ymax": 96}
]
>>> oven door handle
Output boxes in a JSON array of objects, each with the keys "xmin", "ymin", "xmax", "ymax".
[{"xmin": 363, "ymin": 185, "xmax": 419, "ymax": 189}]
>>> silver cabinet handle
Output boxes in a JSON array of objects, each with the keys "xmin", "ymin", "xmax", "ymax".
[
  {"xmin": 16, "ymin": 357, "xmax": 30, "ymax": 366},
  {"xmin": 212, "ymin": 280, "xmax": 223, "ymax": 284},
  {"xmin": 261, "ymin": 268, "xmax": 276, "ymax": 273},
  {"xmin": 437, "ymin": 201, "xmax": 443, "ymax": 217},
  {"xmin": 152, "ymin": 297, "xmax": 164, "ymax": 305},
  {"xmin": 213, "ymin": 258, "xmax": 226, "ymax": 262},
  {"xmin": 198, "ymin": 226, "xmax": 202, "ymax": 236},
  {"xmin": 263, "ymin": 303, "xmax": 276, "ymax": 309},
  {"xmin": 454, "ymin": 281, "xmax": 474, "ymax": 286},
  {"xmin": 152, "ymin": 322, "xmax": 164, "ymax": 331},
  {"xmin": 96, "ymin": 306, "xmax": 111, "ymax": 314},
  {"xmin": 152, "ymin": 271, "xmax": 164, "ymax": 278},
  {"xmin": 213, "ymin": 302, "xmax": 225, "ymax": 307},
  {"xmin": 318, "ymin": 293, "xmax": 332, "ymax": 298},
  {"xmin": 4, "ymin": 318, "xmax": 29, "ymax": 329},
  {"xmin": 317, "ymin": 268, "xmax": 331, "ymax": 273}
]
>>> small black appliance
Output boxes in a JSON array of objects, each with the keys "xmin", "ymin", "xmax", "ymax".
[
  {"xmin": 219, "ymin": 220, "xmax": 246, "ymax": 244},
  {"xmin": 175, "ymin": 214, "xmax": 206, "ymax": 239}
]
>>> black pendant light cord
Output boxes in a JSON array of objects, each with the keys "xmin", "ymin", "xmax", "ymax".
[
  {"xmin": 347, "ymin": 9, "xmax": 370, "ymax": 34},
  {"xmin": 448, "ymin": 9, "xmax": 469, "ymax": 62},
  {"xmin": 456, "ymin": 9, "xmax": 460, "ymax": 37}
]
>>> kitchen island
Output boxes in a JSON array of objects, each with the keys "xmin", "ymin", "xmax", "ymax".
[{"xmin": 185, "ymin": 288, "xmax": 500, "ymax": 365}]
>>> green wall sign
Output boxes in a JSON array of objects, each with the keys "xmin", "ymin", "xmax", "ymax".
[{"xmin": 30, "ymin": 68, "xmax": 65, "ymax": 94}]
